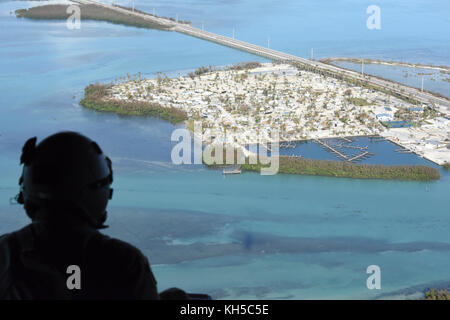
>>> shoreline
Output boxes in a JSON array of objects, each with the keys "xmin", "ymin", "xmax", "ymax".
[
  {"xmin": 380, "ymin": 125, "xmax": 449, "ymax": 166},
  {"xmin": 201, "ymin": 145, "xmax": 441, "ymax": 181},
  {"xmin": 15, "ymin": 3, "xmax": 175, "ymax": 30},
  {"xmin": 79, "ymin": 83, "xmax": 188, "ymax": 124},
  {"xmin": 321, "ymin": 57, "xmax": 450, "ymax": 73},
  {"xmin": 200, "ymin": 135, "xmax": 445, "ymax": 181},
  {"xmin": 81, "ymin": 62, "xmax": 450, "ymax": 168},
  {"xmin": 383, "ymin": 136, "xmax": 442, "ymax": 166},
  {"xmin": 241, "ymin": 157, "xmax": 441, "ymax": 181},
  {"xmin": 96, "ymin": 62, "xmax": 449, "ymax": 167}
]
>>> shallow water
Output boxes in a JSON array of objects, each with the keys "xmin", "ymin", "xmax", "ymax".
[{"xmin": 0, "ymin": 0, "xmax": 449, "ymax": 299}]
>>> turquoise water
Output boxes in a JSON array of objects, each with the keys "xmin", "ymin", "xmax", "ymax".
[{"xmin": 1, "ymin": 0, "xmax": 450, "ymax": 299}]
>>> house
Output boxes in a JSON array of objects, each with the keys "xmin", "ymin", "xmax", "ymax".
[{"xmin": 376, "ymin": 113, "xmax": 393, "ymax": 122}]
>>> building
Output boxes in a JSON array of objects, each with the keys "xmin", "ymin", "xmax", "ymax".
[{"xmin": 376, "ymin": 113, "xmax": 393, "ymax": 122}]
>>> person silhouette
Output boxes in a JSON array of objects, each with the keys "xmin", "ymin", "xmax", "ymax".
[{"xmin": 0, "ymin": 131, "xmax": 186, "ymax": 300}]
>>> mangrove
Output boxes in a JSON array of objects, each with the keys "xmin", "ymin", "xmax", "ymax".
[
  {"xmin": 80, "ymin": 83, "xmax": 188, "ymax": 124},
  {"xmin": 205, "ymin": 155, "xmax": 441, "ymax": 181},
  {"xmin": 15, "ymin": 4, "xmax": 172, "ymax": 30}
]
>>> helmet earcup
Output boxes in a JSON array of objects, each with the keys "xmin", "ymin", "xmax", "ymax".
[
  {"xmin": 17, "ymin": 132, "xmax": 114, "ymax": 229},
  {"xmin": 17, "ymin": 191, "xmax": 24, "ymax": 205}
]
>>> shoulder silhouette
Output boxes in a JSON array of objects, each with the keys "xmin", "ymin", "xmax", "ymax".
[{"xmin": 0, "ymin": 131, "xmax": 159, "ymax": 300}]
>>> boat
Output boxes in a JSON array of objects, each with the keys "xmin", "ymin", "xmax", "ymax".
[{"xmin": 223, "ymin": 165, "xmax": 242, "ymax": 175}]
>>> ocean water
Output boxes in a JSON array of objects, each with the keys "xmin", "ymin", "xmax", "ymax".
[
  {"xmin": 0, "ymin": 0, "xmax": 449, "ymax": 299},
  {"xmin": 134, "ymin": 0, "xmax": 450, "ymax": 65}
]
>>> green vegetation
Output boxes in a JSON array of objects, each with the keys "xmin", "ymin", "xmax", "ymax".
[
  {"xmin": 202, "ymin": 147, "xmax": 440, "ymax": 180},
  {"xmin": 185, "ymin": 119, "xmax": 195, "ymax": 132},
  {"xmin": 228, "ymin": 62, "xmax": 262, "ymax": 71},
  {"xmin": 240, "ymin": 156, "xmax": 440, "ymax": 181},
  {"xmin": 80, "ymin": 84, "xmax": 187, "ymax": 124},
  {"xmin": 15, "ymin": 4, "xmax": 171, "ymax": 30},
  {"xmin": 346, "ymin": 97, "xmax": 371, "ymax": 106},
  {"xmin": 443, "ymin": 162, "xmax": 450, "ymax": 170},
  {"xmin": 188, "ymin": 66, "xmax": 214, "ymax": 79},
  {"xmin": 425, "ymin": 288, "xmax": 450, "ymax": 300},
  {"xmin": 186, "ymin": 62, "xmax": 262, "ymax": 79}
]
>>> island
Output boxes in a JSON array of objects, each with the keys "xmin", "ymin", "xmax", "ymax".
[
  {"xmin": 80, "ymin": 83, "xmax": 188, "ymax": 124},
  {"xmin": 18, "ymin": 2, "xmax": 447, "ymax": 179},
  {"xmin": 80, "ymin": 61, "xmax": 447, "ymax": 180},
  {"xmin": 15, "ymin": 2, "xmax": 186, "ymax": 30}
]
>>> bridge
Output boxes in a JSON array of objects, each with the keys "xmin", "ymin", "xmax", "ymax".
[{"xmin": 74, "ymin": 0, "xmax": 449, "ymax": 112}]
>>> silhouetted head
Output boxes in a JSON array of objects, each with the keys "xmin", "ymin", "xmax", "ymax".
[{"xmin": 16, "ymin": 132, "xmax": 113, "ymax": 229}]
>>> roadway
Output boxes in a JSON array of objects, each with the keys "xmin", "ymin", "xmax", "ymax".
[{"xmin": 73, "ymin": 0, "xmax": 450, "ymax": 112}]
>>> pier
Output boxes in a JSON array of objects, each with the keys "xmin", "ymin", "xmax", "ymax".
[
  {"xmin": 313, "ymin": 139, "xmax": 349, "ymax": 161},
  {"xmin": 313, "ymin": 139, "xmax": 374, "ymax": 163},
  {"xmin": 395, "ymin": 148, "xmax": 413, "ymax": 154},
  {"xmin": 348, "ymin": 151, "xmax": 370, "ymax": 162},
  {"xmin": 280, "ymin": 141, "xmax": 297, "ymax": 149},
  {"xmin": 342, "ymin": 144, "xmax": 369, "ymax": 150}
]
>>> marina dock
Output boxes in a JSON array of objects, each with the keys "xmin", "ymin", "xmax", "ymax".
[
  {"xmin": 348, "ymin": 151, "xmax": 369, "ymax": 162},
  {"xmin": 313, "ymin": 139, "xmax": 350, "ymax": 161},
  {"xmin": 313, "ymin": 139, "xmax": 374, "ymax": 163}
]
